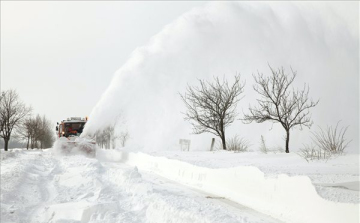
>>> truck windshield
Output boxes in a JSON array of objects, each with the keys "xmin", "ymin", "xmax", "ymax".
[{"xmin": 64, "ymin": 122, "xmax": 85, "ymax": 136}]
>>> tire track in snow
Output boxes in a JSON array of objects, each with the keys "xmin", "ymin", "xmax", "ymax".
[
  {"xmin": 26, "ymin": 156, "xmax": 61, "ymax": 222},
  {"xmin": 1, "ymin": 150, "xmax": 58, "ymax": 223},
  {"xmin": 100, "ymin": 161, "xmax": 284, "ymax": 223},
  {"xmin": 2, "ymin": 150, "xmax": 284, "ymax": 223}
]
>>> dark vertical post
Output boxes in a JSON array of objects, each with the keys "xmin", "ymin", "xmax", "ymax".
[{"xmin": 210, "ymin": 138, "xmax": 215, "ymax": 151}]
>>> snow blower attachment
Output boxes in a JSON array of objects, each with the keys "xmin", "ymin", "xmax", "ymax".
[{"xmin": 55, "ymin": 117, "xmax": 96, "ymax": 157}]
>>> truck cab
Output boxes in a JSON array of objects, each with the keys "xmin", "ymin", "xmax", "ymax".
[{"xmin": 56, "ymin": 117, "xmax": 87, "ymax": 138}]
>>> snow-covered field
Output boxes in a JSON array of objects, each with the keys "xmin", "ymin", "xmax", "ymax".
[
  {"xmin": 1, "ymin": 149, "xmax": 284, "ymax": 223},
  {"xmin": 1, "ymin": 148, "xmax": 358, "ymax": 223},
  {"xmin": 1, "ymin": 1, "xmax": 358, "ymax": 223}
]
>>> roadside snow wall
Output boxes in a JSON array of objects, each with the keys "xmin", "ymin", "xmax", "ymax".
[{"xmin": 97, "ymin": 150, "xmax": 359, "ymax": 223}]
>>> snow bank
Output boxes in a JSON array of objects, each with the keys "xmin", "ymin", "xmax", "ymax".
[
  {"xmin": 52, "ymin": 137, "xmax": 97, "ymax": 157},
  {"xmin": 149, "ymin": 150, "xmax": 360, "ymax": 203},
  {"xmin": 0, "ymin": 149, "xmax": 25, "ymax": 160},
  {"xmin": 97, "ymin": 150, "xmax": 359, "ymax": 223},
  {"xmin": 84, "ymin": 1, "xmax": 359, "ymax": 152}
]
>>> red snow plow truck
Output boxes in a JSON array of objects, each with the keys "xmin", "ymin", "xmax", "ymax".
[{"xmin": 55, "ymin": 117, "xmax": 96, "ymax": 157}]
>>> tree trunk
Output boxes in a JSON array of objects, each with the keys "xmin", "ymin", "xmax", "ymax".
[
  {"xmin": 285, "ymin": 130, "xmax": 290, "ymax": 153},
  {"xmin": 221, "ymin": 131, "xmax": 227, "ymax": 150},
  {"xmin": 221, "ymin": 136, "xmax": 226, "ymax": 150},
  {"xmin": 31, "ymin": 138, "xmax": 35, "ymax": 149},
  {"xmin": 4, "ymin": 138, "xmax": 9, "ymax": 151},
  {"xmin": 26, "ymin": 136, "xmax": 30, "ymax": 150}
]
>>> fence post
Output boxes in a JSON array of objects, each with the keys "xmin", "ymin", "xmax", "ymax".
[{"xmin": 210, "ymin": 138, "xmax": 215, "ymax": 151}]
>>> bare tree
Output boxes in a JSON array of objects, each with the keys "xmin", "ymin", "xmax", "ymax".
[
  {"xmin": 94, "ymin": 113, "xmax": 125, "ymax": 149},
  {"xmin": 119, "ymin": 131, "xmax": 129, "ymax": 147},
  {"xmin": 243, "ymin": 66, "xmax": 318, "ymax": 153},
  {"xmin": 94, "ymin": 129, "xmax": 106, "ymax": 149},
  {"xmin": 38, "ymin": 115, "xmax": 55, "ymax": 149},
  {"xmin": 0, "ymin": 92, "xmax": 5, "ymax": 134},
  {"xmin": 17, "ymin": 117, "xmax": 33, "ymax": 149},
  {"xmin": 30, "ymin": 115, "xmax": 43, "ymax": 149},
  {"xmin": 97, "ymin": 126, "xmax": 117, "ymax": 149},
  {"xmin": 95, "ymin": 126, "xmax": 116, "ymax": 149},
  {"xmin": 180, "ymin": 75, "xmax": 245, "ymax": 150},
  {"xmin": 0, "ymin": 90, "xmax": 31, "ymax": 151},
  {"xmin": 102, "ymin": 126, "xmax": 114, "ymax": 149},
  {"xmin": 17, "ymin": 115, "xmax": 52, "ymax": 149}
]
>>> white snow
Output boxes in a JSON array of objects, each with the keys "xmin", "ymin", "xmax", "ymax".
[
  {"xmin": 148, "ymin": 151, "xmax": 360, "ymax": 203},
  {"xmin": 83, "ymin": 1, "xmax": 359, "ymax": 153},
  {"xmin": 52, "ymin": 137, "xmax": 97, "ymax": 157},
  {"xmin": 2, "ymin": 1, "xmax": 358, "ymax": 223},
  {"xmin": 1, "ymin": 150, "xmax": 285, "ymax": 223},
  {"xmin": 1, "ymin": 148, "xmax": 358, "ymax": 223},
  {"xmin": 96, "ymin": 149, "xmax": 360, "ymax": 223}
]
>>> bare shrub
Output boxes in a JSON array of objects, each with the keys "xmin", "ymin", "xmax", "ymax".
[
  {"xmin": 311, "ymin": 122, "xmax": 351, "ymax": 155},
  {"xmin": 298, "ymin": 144, "xmax": 332, "ymax": 162},
  {"xmin": 227, "ymin": 135, "xmax": 250, "ymax": 152}
]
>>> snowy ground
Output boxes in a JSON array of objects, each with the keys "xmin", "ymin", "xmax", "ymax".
[
  {"xmin": 148, "ymin": 150, "xmax": 360, "ymax": 204},
  {"xmin": 1, "ymin": 149, "xmax": 284, "ymax": 223}
]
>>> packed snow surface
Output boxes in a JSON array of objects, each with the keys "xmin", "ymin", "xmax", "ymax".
[
  {"xmin": 1, "ymin": 149, "xmax": 359, "ymax": 223},
  {"xmin": 1, "ymin": 149, "xmax": 284, "ymax": 223}
]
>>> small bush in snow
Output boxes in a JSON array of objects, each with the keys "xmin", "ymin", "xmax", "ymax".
[
  {"xmin": 227, "ymin": 135, "xmax": 250, "ymax": 152},
  {"xmin": 298, "ymin": 144, "xmax": 332, "ymax": 162},
  {"xmin": 311, "ymin": 122, "xmax": 351, "ymax": 155}
]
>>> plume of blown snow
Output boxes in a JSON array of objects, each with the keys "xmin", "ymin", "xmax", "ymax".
[{"xmin": 83, "ymin": 2, "xmax": 359, "ymax": 152}]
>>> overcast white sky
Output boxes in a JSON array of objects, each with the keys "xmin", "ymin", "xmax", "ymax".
[{"xmin": 1, "ymin": 1, "xmax": 206, "ymax": 124}]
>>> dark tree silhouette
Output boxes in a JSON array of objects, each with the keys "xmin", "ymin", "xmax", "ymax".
[
  {"xmin": 243, "ymin": 66, "xmax": 319, "ymax": 153},
  {"xmin": 180, "ymin": 75, "xmax": 245, "ymax": 150},
  {"xmin": 0, "ymin": 89, "xmax": 31, "ymax": 151},
  {"xmin": 18, "ymin": 115, "xmax": 54, "ymax": 149}
]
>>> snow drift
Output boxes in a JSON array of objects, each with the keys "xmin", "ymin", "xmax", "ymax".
[
  {"xmin": 1, "ymin": 150, "xmax": 283, "ymax": 223},
  {"xmin": 84, "ymin": 2, "xmax": 359, "ymax": 152},
  {"xmin": 97, "ymin": 150, "xmax": 359, "ymax": 223},
  {"xmin": 52, "ymin": 137, "xmax": 97, "ymax": 157}
]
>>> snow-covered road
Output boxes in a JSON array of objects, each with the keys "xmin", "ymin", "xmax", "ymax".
[{"xmin": 1, "ymin": 150, "xmax": 283, "ymax": 223}]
